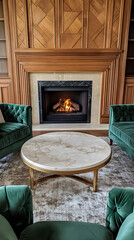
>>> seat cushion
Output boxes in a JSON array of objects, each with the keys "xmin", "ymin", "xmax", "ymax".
[
  {"xmin": 110, "ymin": 122, "xmax": 134, "ymax": 149},
  {"xmin": 0, "ymin": 122, "xmax": 30, "ymax": 150},
  {"xmin": 0, "ymin": 214, "xmax": 18, "ymax": 240},
  {"xmin": 20, "ymin": 221, "xmax": 114, "ymax": 240},
  {"xmin": 116, "ymin": 213, "xmax": 134, "ymax": 240}
]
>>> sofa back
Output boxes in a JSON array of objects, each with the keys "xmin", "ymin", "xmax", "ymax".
[
  {"xmin": 0, "ymin": 185, "xmax": 33, "ymax": 237},
  {"xmin": 106, "ymin": 187, "xmax": 134, "ymax": 237},
  {"xmin": 0, "ymin": 103, "xmax": 32, "ymax": 127},
  {"xmin": 109, "ymin": 105, "xmax": 134, "ymax": 126}
]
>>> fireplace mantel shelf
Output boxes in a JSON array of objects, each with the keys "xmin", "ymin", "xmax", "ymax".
[{"xmin": 15, "ymin": 48, "xmax": 122, "ymax": 72}]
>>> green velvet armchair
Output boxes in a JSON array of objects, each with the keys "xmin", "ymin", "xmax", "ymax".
[
  {"xmin": 0, "ymin": 185, "xmax": 134, "ymax": 240},
  {"xmin": 0, "ymin": 103, "xmax": 32, "ymax": 159},
  {"xmin": 109, "ymin": 104, "xmax": 134, "ymax": 159}
]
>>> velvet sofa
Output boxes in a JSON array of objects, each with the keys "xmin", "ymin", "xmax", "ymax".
[
  {"xmin": 109, "ymin": 104, "xmax": 134, "ymax": 159},
  {"xmin": 0, "ymin": 103, "xmax": 32, "ymax": 159},
  {"xmin": 1, "ymin": 185, "xmax": 134, "ymax": 240}
]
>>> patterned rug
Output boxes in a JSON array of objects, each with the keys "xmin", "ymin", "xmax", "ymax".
[{"xmin": 0, "ymin": 137, "xmax": 134, "ymax": 226}]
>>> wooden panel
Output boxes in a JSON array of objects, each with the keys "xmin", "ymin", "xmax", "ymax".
[
  {"xmin": 105, "ymin": 0, "xmax": 124, "ymax": 48},
  {"xmin": 19, "ymin": 63, "xmax": 30, "ymax": 105},
  {"xmin": 8, "ymin": 0, "xmax": 20, "ymax": 103},
  {"xmin": 0, "ymin": 78, "xmax": 11, "ymax": 103},
  {"xmin": 116, "ymin": 0, "xmax": 131, "ymax": 104},
  {"xmin": 31, "ymin": 0, "xmax": 55, "ymax": 48},
  {"xmin": 124, "ymin": 77, "xmax": 134, "ymax": 104},
  {"xmin": 15, "ymin": 0, "xmax": 28, "ymax": 48},
  {"xmin": 100, "ymin": 57, "xmax": 119, "ymax": 122},
  {"xmin": 100, "ymin": 0, "xmax": 125, "ymax": 123},
  {"xmin": 87, "ymin": 0, "xmax": 107, "ymax": 48},
  {"xmin": 111, "ymin": 0, "xmax": 124, "ymax": 48},
  {"xmin": 60, "ymin": 0, "xmax": 83, "ymax": 48}
]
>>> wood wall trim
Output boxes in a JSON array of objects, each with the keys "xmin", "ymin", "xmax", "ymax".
[
  {"xmin": 15, "ymin": 48, "xmax": 121, "ymax": 55},
  {"xmin": 32, "ymin": 130, "xmax": 109, "ymax": 137},
  {"xmin": 8, "ymin": 0, "xmax": 20, "ymax": 104},
  {"xmin": 15, "ymin": 48, "xmax": 121, "ymax": 72},
  {"xmin": 116, "ymin": 0, "xmax": 132, "ymax": 103}
]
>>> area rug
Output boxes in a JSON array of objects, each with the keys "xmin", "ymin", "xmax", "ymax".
[{"xmin": 0, "ymin": 137, "xmax": 134, "ymax": 226}]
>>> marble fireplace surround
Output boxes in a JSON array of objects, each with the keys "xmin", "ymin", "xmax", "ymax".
[{"xmin": 30, "ymin": 72, "xmax": 102, "ymax": 125}]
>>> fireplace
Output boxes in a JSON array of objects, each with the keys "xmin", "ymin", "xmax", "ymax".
[{"xmin": 38, "ymin": 81, "xmax": 92, "ymax": 123}]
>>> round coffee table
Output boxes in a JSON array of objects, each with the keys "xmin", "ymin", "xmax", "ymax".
[{"xmin": 21, "ymin": 132, "xmax": 111, "ymax": 191}]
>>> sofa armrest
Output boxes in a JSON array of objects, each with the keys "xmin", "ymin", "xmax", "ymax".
[
  {"xmin": 0, "ymin": 185, "xmax": 33, "ymax": 238},
  {"xmin": 109, "ymin": 104, "xmax": 134, "ymax": 126},
  {"xmin": 0, "ymin": 103, "xmax": 32, "ymax": 129},
  {"xmin": 106, "ymin": 187, "xmax": 134, "ymax": 237}
]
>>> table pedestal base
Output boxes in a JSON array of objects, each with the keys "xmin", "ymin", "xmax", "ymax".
[{"xmin": 29, "ymin": 168, "xmax": 98, "ymax": 192}]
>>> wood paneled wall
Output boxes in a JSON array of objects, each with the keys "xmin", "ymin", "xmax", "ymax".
[
  {"xmin": 124, "ymin": 77, "xmax": 134, "ymax": 104},
  {"xmin": 14, "ymin": 0, "xmax": 125, "ymax": 50},
  {"xmin": 0, "ymin": 0, "xmax": 132, "ymax": 123}
]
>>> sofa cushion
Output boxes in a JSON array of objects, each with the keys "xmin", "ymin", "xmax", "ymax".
[
  {"xmin": 116, "ymin": 213, "xmax": 134, "ymax": 240},
  {"xmin": 20, "ymin": 221, "xmax": 114, "ymax": 240},
  {"xmin": 0, "ymin": 122, "xmax": 30, "ymax": 150},
  {"xmin": 0, "ymin": 214, "xmax": 18, "ymax": 240},
  {"xmin": 0, "ymin": 109, "xmax": 5, "ymax": 123},
  {"xmin": 110, "ymin": 122, "xmax": 134, "ymax": 149}
]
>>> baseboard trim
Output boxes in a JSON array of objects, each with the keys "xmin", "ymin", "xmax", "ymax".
[{"xmin": 32, "ymin": 130, "xmax": 108, "ymax": 137}]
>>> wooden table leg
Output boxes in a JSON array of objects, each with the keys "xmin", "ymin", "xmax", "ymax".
[
  {"xmin": 29, "ymin": 168, "xmax": 34, "ymax": 190},
  {"xmin": 93, "ymin": 169, "xmax": 98, "ymax": 192}
]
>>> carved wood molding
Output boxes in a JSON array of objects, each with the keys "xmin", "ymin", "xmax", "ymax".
[
  {"xmin": 18, "ymin": 63, "xmax": 30, "ymax": 105},
  {"xmin": 15, "ymin": 48, "xmax": 121, "ymax": 72}
]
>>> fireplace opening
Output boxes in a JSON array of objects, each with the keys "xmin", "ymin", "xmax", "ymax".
[{"xmin": 38, "ymin": 81, "xmax": 92, "ymax": 123}]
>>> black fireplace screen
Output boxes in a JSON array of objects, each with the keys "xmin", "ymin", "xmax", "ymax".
[{"xmin": 38, "ymin": 81, "xmax": 92, "ymax": 123}]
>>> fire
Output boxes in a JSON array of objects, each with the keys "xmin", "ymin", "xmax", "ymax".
[
  {"xmin": 54, "ymin": 98, "xmax": 77, "ymax": 112},
  {"xmin": 64, "ymin": 99, "xmax": 72, "ymax": 112}
]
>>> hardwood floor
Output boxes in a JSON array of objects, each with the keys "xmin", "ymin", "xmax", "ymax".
[{"xmin": 32, "ymin": 130, "xmax": 108, "ymax": 137}]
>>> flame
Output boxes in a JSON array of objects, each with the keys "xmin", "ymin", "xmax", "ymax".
[
  {"xmin": 55, "ymin": 98, "xmax": 76, "ymax": 112},
  {"xmin": 64, "ymin": 98, "xmax": 72, "ymax": 112}
]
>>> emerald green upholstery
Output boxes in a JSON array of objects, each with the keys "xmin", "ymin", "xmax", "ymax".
[
  {"xmin": 109, "ymin": 104, "xmax": 134, "ymax": 159},
  {"xmin": 106, "ymin": 187, "xmax": 134, "ymax": 237},
  {"xmin": 20, "ymin": 221, "xmax": 114, "ymax": 240},
  {"xmin": 0, "ymin": 103, "xmax": 32, "ymax": 159},
  {"xmin": 0, "ymin": 214, "xmax": 18, "ymax": 240},
  {"xmin": 116, "ymin": 213, "xmax": 134, "ymax": 240},
  {"xmin": 0, "ymin": 185, "xmax": 33, "ymax": 238},
  {"xmin": 1, "ymin": 186, "xmax": 134, "ymax": 240}
]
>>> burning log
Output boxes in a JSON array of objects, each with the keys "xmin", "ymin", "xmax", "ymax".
[
  {"xmin": 71, "ymin": 101, "xmax": 80, "ymax": 111},
  {"xmin": 53, "ymin": 98, "xmax": 80, "ymax": 112},
  {"xmin": 53, "ymin": 102, "xmax": 61, "ymax": 110}
]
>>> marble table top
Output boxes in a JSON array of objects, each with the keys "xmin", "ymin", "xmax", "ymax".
[{"xmin": 21, "ymin": 132, "xmax": 111, "ymax": 173}]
